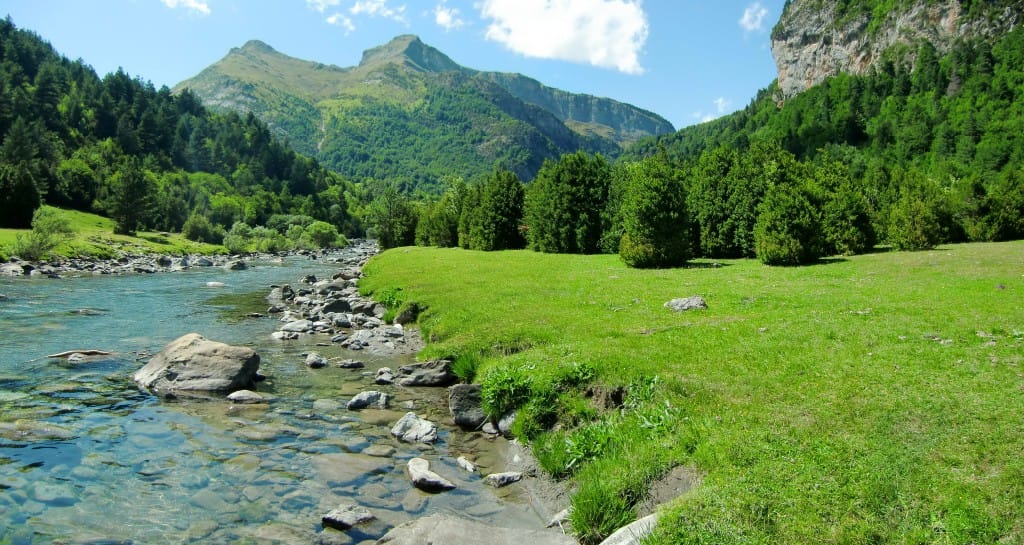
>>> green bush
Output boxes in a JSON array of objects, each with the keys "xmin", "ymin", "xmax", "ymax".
[
  {"xmin": 10, "ymin": 206, "xmax": 73, "ymax": 261},
  {"xmin": 754, "ymin": 182, "xmax": 823, "ymax": 265},
  {"xmin": 181, "ymin": 212, "xmax": 224, "ymax": 245},
  {"xmin": 887, "ymin": 194, "xmax": 943, "ymax": 250},
  {"xmin": 303, "ymin": 220, "xmax": 343, "ymax": 248},
  {"xmin": 617, "ymin": 157, "xmax": 691, "ymax": 268}
]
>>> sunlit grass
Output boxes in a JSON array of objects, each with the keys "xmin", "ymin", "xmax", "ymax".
[
  {"xmin": 360, "ymin": 242, "xmax": 1024, "ymax": 544},
  {"xmin": 0, "ymin": 208, "xmax": 225, "ymax": 260}
]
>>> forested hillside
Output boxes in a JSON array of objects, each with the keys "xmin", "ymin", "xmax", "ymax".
[
  {"xmin": 622, "ymin": 19, "xmax": 1024, "ymax": 252},
  {"xmin": 0, "ymin": 17, "xmax": 363, "ymax": 241},
  {"xmin": 176, "ymin": 35, "xmax": 673, "ymax": 192}
]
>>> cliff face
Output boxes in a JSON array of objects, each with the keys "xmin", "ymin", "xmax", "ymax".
[{"xmin": 771, "ymin": 0, "xmax": 1021, "ymax": 99}]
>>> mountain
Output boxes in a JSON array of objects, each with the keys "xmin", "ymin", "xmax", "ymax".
[
  {"xmin": 175, "ymin": 35, "xmax": 674, "ymax": 190},
  {"xmin": 771, "ymin": 0, "xmax": 1021, "ymax": 99}
]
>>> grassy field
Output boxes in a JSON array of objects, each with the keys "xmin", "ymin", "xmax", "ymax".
[
  {"xmin": 0, "ymin": 208, "xmax": 225, "ymax": 261},
  {"xmin": 360, "ymin": 242, "xmax": 1024, "ymax": 544}
]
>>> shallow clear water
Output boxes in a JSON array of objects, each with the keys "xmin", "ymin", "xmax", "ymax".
[{"xmin": 0, "ymin": 252, "xmax": 540, "ymax": 544}]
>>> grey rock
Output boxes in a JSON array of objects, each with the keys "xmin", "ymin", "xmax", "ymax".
[
  {"xmin": 322, "ymin": 298, "xmax": 352, "ymax": 314},
  {"xmin": 346, "ymin": 391, "xmax": 390, "ymax": 410},
  {"xmin": 376, "ymin": 514, "xmax": 576, "ymax": 545},
  {"xmin": 280, "ymin": 319, "xmax": 312, "ymax": 333},
  {"xmin": 227, "ymin": 390, "xmax": 267, "ymax": 404},
  {"xmin": 484, "ymin": 471, "xmax": 523, "ymax": 488},
  {"xmin": 223, "ymin": 259, "xmax": 247, "ymax": 271},
  {"xmin": 456, "ymin": 456, "xmax": 476, "ymax": 473},
  {"xmin": 305, "ymin": 352, "xmax": 328, "ymax": 369},
  {"xmin": 406, "ymin": 458, "xmax": 455, "ymax": 492},
  {"xmin": 133, "ymin": 333, "xmax": 260, "ymax": 394},
  {"xmin": 194, "ymin": 257, "xmax": 214, "ymax": 267},
  {"xmin": 498, "ymin": 411, "xmax": 516, "ymax": 436},
  {"xmin": 396, "ymin": 360, "xmax": 456, "ymax": 387},
  {"xmin": 336, "ymin": 359, "xmax": 365, "ymax": 369},
  {"xmin": 664, "ymin": 296, "xmax": 707, "ymax": 312},
  {"xmin": 321, "ymin": 503, "xmax": 375, "ymax": 531},
  {"xmin": 390, "ymin": 412, "xmax": 437, "ymax": 443},
  {"xmin": 330, "ymin": 333, "xmax": 349, "ymax": 343},
  {"xmin": 598, "ymin": 513, "xmax": 658, "ymax": 545},
  {"xmin": 375, "ymin": 367, "xmax": 395, "ymax": 385},
  {"xmin": 448, "ymin": 384, "xmax": 485, "ymax": 429}
]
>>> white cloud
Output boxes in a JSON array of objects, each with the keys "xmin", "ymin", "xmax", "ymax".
[
  {"xmin": 162, "ymin": 0, "xmax": 210, "ymax": 15},
  {"xmin": 479, "ymin": 0, "xmax": 648, "ymax": 75},
  {"xmin": 434, "ymin": 1, "xmax": 465, "ymax": 31},
  {"xmin": 351, "ymin": 0, "xmax": 408, "ymax": 25},
  {"xmin": 326, "ymin": 12, "xmax": 356, "ymax": 33},
  {"xmin": 693, "ymin": 97, "xmax": 732, "ymax": 123},
  {"xmin": 306, "ymin": 0, "xmax": 341, "ymax": 12},
  {"xmin": 739, "ymin": 2, "xmax": 768, "ymax": 32}
]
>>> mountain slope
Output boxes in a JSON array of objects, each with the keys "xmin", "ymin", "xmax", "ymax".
[{"xmin": 176, "ymin": 35, "xmax": 674, "ymax": 189}]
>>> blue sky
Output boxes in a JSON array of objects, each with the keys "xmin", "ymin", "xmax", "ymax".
[{"xmin": 3, "ymin": 0, "xmax": 786, "ymax": 130}]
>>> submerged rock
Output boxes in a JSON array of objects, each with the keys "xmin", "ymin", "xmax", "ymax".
[
  {"xmin": 321, "ymin": 503, "xmax": 375, "ymax": 531},
  {"xmin": 133, "ymin": 333, "xmax": 260, "ymax": 395},
  {"xmin": 377, "ymin": 514, "xmax": 575, "ymax": 545}
]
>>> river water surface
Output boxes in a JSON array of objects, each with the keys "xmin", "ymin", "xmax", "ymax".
[{"xmin": 0, "ymin": 250, "xmax": 543, "ymax": 544}]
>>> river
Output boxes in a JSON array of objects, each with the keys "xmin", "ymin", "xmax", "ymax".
[{"xmin": 0, "ymin": 249, "xmax": 546, "ymax": 544}]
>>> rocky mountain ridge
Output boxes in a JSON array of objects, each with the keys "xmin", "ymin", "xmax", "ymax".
[
  {"xmin": 176, "ymin": 35, "xmax": 673, "ymax": 187},
  {"xmin": 771, "ymin": 0, "xmax": 1021, "ymax": 98}
]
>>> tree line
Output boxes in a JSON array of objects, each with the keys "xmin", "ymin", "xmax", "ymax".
[{"xmin": 0, "ymin": 17, "xmax": 363, "ymax": 246}]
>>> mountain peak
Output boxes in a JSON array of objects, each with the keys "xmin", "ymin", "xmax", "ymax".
[
  {"xmin": 358, "ymin": 34, "xmax": 463, "ymax": 73},
  {"xmin": 237, "ymin": 39, "xmax": 278, "ymax": 55}
]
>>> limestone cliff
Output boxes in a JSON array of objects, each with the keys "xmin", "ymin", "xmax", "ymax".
[{"xmin": 771, "ymin": 0, "xmax": 1021, "ymax": 99}]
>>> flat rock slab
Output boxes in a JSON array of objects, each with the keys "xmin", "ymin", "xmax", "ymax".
[
  {"xmin": 312, "ymin": 453, "xmax": 392, "ymax": 487},
  {"xmin": 396, "ymin": 360, "xmax": 456, "ymax": 387},
  {"xmin": 133, "ymin": 333, "xmax": 260, "ymax": 395},
  {"xmin": 377, "ymin": 513, "xmax": 576, "ymax": 545}
]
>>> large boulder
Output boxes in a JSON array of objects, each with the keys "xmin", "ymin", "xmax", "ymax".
[
  {"xmin": 396, "ymin": 360, "xmax": 456, "ymax": 387},
  {"xmin": 376, "ymin": 514, "xmax": 576, "ymax": 545},
  {"xmin": 133, "ymin": 333, "xmax": 260, "ymax": 395},
  {"xmin": 448, "ymin": 384, "xmax": 485, "ymax": 429}
]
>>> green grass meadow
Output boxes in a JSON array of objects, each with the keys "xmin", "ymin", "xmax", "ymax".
[
  {"xmin": 0, "ymin": 208, "xmax": 225, "ymax": 261},
  {"xmin": 360, "ymin": 242, "xmax": 1024, "ymax": 544}
]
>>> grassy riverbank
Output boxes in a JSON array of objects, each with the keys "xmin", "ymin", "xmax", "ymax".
[
  {"xmin": 0, "ymin": 208, "xmax": 225, "ymax": 261},
  {"xmin": 361, "ymin": 242, "xmax": 1024, "ymax": 544}
]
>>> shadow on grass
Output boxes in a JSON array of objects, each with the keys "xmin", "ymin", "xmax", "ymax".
[{"xmin": 138, "ymin": 234, "xmax": 171, "ymax": 245}]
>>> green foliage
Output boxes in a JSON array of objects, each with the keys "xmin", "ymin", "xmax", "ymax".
[
  {"xmin": 367, "ymin": 185, "xmax": 417, "ymax": 249},
  {"xmin": 480, "ymin": 364, "xmax": 534, "ymax": 420},
  {"xmin": 754, "ymin": 181, "xmax": 823, "ymax": 265},
  {"xmin": 460, "ymin": 169, "xmax": 526, "ymax": 251},
  {"xmin": 616, "ymin": 156, "xmax": 691, "ymax": 268},
  {"xmin": 181, "ymin": 212, "xmax": 224, "ymax": 244},
  {"xmin": 627, "ymin": 25, "xmax": 1024, "ymax": 250},
  {"xmin": 0, "ymin": 17, "xmax": 363, "ymax": 239},
  {"xmin": 302, "ymin": 220, "xmax": 343, "ymax": 248},
  {"xmin": 887, "ymin": 194, "xmax": 942, "ymax": 250},
  {"xmin": 524, "ymin": 151, "xmax": 612, "ymax": 254},
  {"xmin": 9, "ymin": 206, "xmax": 73, "ymax": 260}
]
